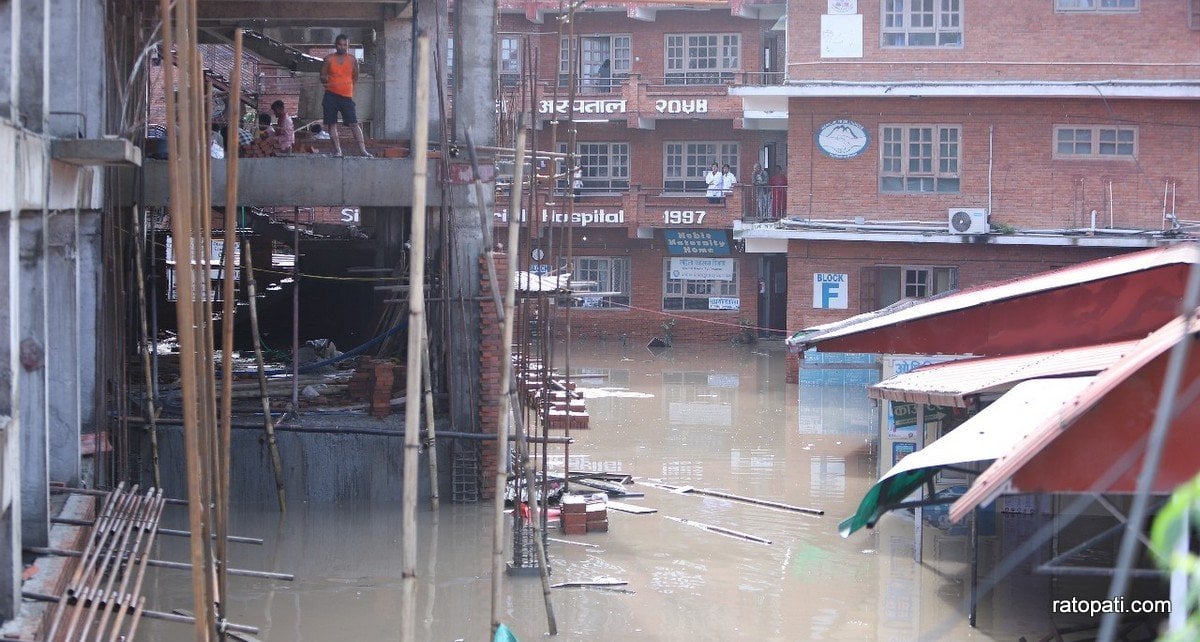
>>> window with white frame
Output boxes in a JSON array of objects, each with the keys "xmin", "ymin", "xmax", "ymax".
[
  {"xmin": 559, "ymin": 34, "xmax": 632, "ymax": 91},
  {"xmin": 875, "ymin": 265, "xmax": 957, "ymax": 309},
  {"xmin": 572, "ymin": 256, "xmax": 630, "ymax": 309},
  {"xmin": 665, "ymin": 34, "xmax": 740, "ymax": 85},
  {"xmin": 663, "ymin": 258, "xmax": 739, "ymax": 311},
  {"xmin": 664, "ymin": 142, "xmax": 739, "ymax": 193},
  {"xmin": 882, "ymin": 0, "xmax": 963, "ymax": 47},
  {"xmin": 499, "ymin": 36, "xmax": 521, "ymax": 88},
  {"xmin": 555, "ymin": 142, "xmax": 630, "ymax": 194},
  {"xmin": 1055, "ymin": 0, "xmax": 1137, "ymax": 11},
  {"xmin": 880, "ymin": 125, "xmax": 961, "ymax": 193},
  {"xmin": 1053, "ymin": 125, "xmax": 1137, "ymax": 159}
]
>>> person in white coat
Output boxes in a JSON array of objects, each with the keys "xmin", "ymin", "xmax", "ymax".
[
  {"xmin": 720, "ymin": 164, "xmax": 737, "ymax": 199},
  {"xmin": 705, "ymin": 162, "xmax": 723, "ymax": 203}
]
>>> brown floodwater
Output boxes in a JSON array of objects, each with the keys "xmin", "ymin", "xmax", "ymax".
[{"xmin": 139, "ymin": 340, "xmax": 1059, "ymax": 641}]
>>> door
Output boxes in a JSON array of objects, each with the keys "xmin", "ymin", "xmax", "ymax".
[{"xmin": 757, "ymin": 255, "xmax": 788, "ymax": 337}]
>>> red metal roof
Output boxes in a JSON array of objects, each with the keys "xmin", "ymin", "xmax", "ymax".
[
  {"xmin": 868, "ymin": 341, "xmax": 1139, "ymax": 407},
  {"xmin": 794, "ymin": 244, "xmax": 1200, "ymax": 357},
  {"xmin": 950, "ymin": 311, "xmax": 1200, "ymax": 523}
]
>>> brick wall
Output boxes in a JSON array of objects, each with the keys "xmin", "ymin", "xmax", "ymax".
[
  {"xmin": 478, "ymin": 253, "xmax": 507, "ymax": 499},
  {"xmin": 785, "ymin": 97, "xmax": 1200, "ymax": 229},
  {"xmin": 787, "ymin": 1, "xmax": 1200, "ymax": 82}
]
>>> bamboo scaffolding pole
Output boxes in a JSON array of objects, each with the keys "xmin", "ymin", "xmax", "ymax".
[
  {"xmin": 132, "ymin": 206, "xmax": 161, "ymax": 488},
  {"xmin": 91, "ymin": 491, "xmax": 163, "ymax": 640},
  {"xmin": 244, "ymin": 241, "xmax": 286, "ymax": 512},
  {"xmin": 490, "ymin": 114, "xmax": 528, "ymax": 635},
  {"xmin": 49, "ymin": 516, "xmax": 264, "ymax": 545},
  {"xmin": 421, "ymin": 323, "xmax": 439, "ymax": 511},
  {"xmin": 465, "ymin": 127, "xmax": 557, "ymax": 635},
  {"xmin": 21, "ymin": 592, "xmax": 261, "ymax": 635},
  {"xmin": 159, "ymin": 0, "xmax": 219, "ymax": 635},
  {"xmin": 26, "ymin": 547, "xmax": 294, "ymax": 581},
  {"xmin": 400, "ymin": 32, "xmax": 432, "ymax": 642},
  {"xmin": 217, "ymin": 28, "xmax": 244, "ymax": 615}
]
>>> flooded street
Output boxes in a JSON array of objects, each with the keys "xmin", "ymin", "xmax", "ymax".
[{"xmin": 141, "ymin": 341, "xmax": 1053, "ymax": 641}]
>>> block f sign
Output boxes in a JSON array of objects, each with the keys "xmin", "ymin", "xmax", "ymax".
[{"xmin": 812, "ymin": 273, "xmax": 849, "ymax": 309}]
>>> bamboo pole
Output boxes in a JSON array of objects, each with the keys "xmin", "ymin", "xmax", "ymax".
[
  {"xmin": 131, "ymin": 206, "xmax": 161, "ymax": 488},
  {"xmin": 400, "ymin": 32, "xmax": 432, "ymax": 642},
  {"xmin": 216, "ymin": 28, "xmax": 244, "ymax": 620},
  {"xmin": 490, "ymin": 114, "xmax": 528, "ymax": 635},
  {"xmin": 244, "ymin": 241, "xmax": 286, "ymax": 511},
  {"xmin": 421, "ymin": 323, "xmax": 439, "ymax": 510}
]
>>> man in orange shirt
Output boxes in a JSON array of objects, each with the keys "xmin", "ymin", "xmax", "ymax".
[{"xmin": 320, "ymin": 34, "xmax": 372, "ymax": 157}]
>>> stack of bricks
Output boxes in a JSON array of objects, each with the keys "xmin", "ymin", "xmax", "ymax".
[
  {"xmin": 477, "ymin": 253, "xmax": 509, "ymax": 500},
  {"xmin": 346, "ymin": 358, "xmax": 404, "ymax": 418},
  {"xmin": 560, "ymin": 494, "xmax": 608, "ymax": 535}
]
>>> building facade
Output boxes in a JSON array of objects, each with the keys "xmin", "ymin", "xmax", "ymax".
[
  {"xmin": 496, "ymin": 1, "xmax": 787, "ymax": 344},
  {"xmin": 500, "ymin": 0, "xmax": 1200, "ymax": 352}
]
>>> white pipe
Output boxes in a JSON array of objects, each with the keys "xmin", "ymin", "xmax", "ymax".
[{"xmin": 1108, "ymin": 181, "xmax": 1114, "ymax": 229}]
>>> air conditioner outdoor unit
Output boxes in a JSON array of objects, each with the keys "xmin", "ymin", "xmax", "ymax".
[{"xmin": 948, "ymin": 208, "xmax": 989, "ymax": 234}]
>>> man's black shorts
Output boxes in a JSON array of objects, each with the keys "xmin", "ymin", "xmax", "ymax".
[{"xmin": 323, "ymin": 91, "xmax": 357, "ymax": 126}]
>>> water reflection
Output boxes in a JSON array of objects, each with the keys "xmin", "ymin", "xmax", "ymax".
[{"xmin": 138, "ymin": 341, "xmax": 1050, "ymax": 641}]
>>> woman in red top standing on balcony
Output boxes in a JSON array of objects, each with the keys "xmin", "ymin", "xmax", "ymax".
[{"xmin": 768, "ymin": 166, "xmax": 787, "ymax": 219}]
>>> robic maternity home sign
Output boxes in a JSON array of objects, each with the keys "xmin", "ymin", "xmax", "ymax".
[{"xmin": 816, "ymin": 119, "xmax": 869, "ymax": 159}]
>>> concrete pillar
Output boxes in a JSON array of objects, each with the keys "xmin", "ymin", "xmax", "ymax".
[
  {"xmin": 0, "ymin": 1, "xmax": 12, "ymax": 121},
  {"xmin": 0, "ymin": 213, "xmax": 22, "ymax": 619},
  {"xmin": 46, "ymin": 211, "xmax": 79, "ymax": 486},
  {"xmin": 379, "ymin": 0, "xmax": 446, "ymax": 141},
  {"xmin": 77, "ymin": 211, "xmax": 100, "ymax": 439},
  {"xmin": 18, "ymin": 210, "xmax": 46, "ymax": 546},
  {"xmin": 48, "ymin": 0, "xmax": 104, "ymax": 138},
  {"xmin": 17, "ymin": 0, "xmax": 48, "ymax": 133},
  {"xmin": 447, "ymin": 0, "xmax": 496, "ymax": 444}
]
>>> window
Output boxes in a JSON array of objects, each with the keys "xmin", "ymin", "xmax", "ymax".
[
  {"xmin": 1053, "ymin": 125, "xmax": 1137, "ymax": 159},
  {"xmin": 559, "ymin": 34, "xmax": 631, "ymax": 92},
  {"xmin": 1055, "ymin": 0, "xmax": 1137, "ymax": 11},
  {"xmin": 664, "ymin": 142, "xmax": 738, "ymax": 192},
  {"xmin": 572, "ymin": 257, "xmax": 630, "ymax": 309},
  {"xmin": 663, "ymin": 259, "xmax": 739, "ymax": 311},
  {"xmin": 499, "ymin": 36, "xmax": 521, "ymax": 88},
  {"xmin": 665, "ymin": 34, "xmax": 740, "ymax": 85},
  {"xmin": 880, "ymin": 125, "xmax": 960, "ymax": 193},
  {"xmin": 875, "ymin": 265, "xmax": 957, "ymax": 309},
  {"xmin": 556, "ymin": 142, "xmax": 630, "ymax": 194},
  {"xmin": 882, "ymin": 0, "xmax": 963, "ymax": 47}
]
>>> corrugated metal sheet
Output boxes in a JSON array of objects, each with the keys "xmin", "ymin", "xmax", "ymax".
[
  {"xmin": 790, "ymin": 244, "xmax": 1199, "ymax": 350},
  {"xmin": 949, "ymin": 312, "xmax": 1200, "ymax": 523},
  {"xmin": 840, "ymin": 377, "xmax": 1096, "ymax": 536},
  {"xmin": 868, "ymin": 341, "xmax": 1139, "ymax": 407}
]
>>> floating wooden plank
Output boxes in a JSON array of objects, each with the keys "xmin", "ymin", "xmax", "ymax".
[
  {"xmin": 547, "ymin": 537, "xmax": 599, "ymax": 548},
  {"xmin": 663, "ymin": 516, "xmax": 772, "ymax": 545},
  {"xmin": 550, "ymin": 579, "xmax": 628, "ymax": 589},
  {"xmin": 605, "ymin": 501, "xmax": 657, "ymax": 515},
  {"xmin": 640, "ymin": 480, "xmax": 823, "ymax": 516}
]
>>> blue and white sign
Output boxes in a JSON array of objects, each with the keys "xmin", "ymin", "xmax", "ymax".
[
  {"xmin": 708, "ymin": 297, "xmax": 740, "ymax": 311},
  {"xmin": 663, "ymin": 229, "xmax": 731, "ymax": 255},
  {"xmin": 812, "ymin": 273, "xmax": 849, "ymax": 309},
  {"xmin": 816, "ymin": 119, "xmax": 869, "ymax": 159},
  {"xmin": 670, "ymin": 258, "xmax": 734, "ymax": 282}
]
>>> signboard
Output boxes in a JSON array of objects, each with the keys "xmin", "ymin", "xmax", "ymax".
[
  {"xmin": 669, "ymin": 258, "xmax": 734, "ymax": 281},
  {"xmin": 538, "ymin": 99, "xmax": 626, "ymax": 115},
  {"xmin": 662, "ymin": 229, "xmax": 731, "ymax": 255},
  {"xmin": 820, "ymin": 14, "xmax": 864, "ymax": 59},
  {"xmin": 812, "ymin": 273, "xmax": 849, "ymax": 309},
  {"xmin": 816, "ymin": 120, "xmax": 869, "ymax": 159},
  {"xmin": 654, "ymin": 99, "xmax": 708, "ymax": 114},
  {"xmin": 445, "ymin": 162, "xmax": 494, "ymax": 184},
  {"xmin": 708, "ymin": 297, "xmax": 740, "ymax": 310},
  {"xmin": 494, "ymin": 207, "xmax": 625, "ymax": 227},
  {"xmin": 892, "ymin": 441, "xmax": 917, "ymax": 466}
]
